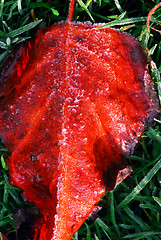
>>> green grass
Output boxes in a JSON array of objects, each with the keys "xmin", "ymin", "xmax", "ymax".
[{"xmin": 0, "ymin": 0, "xmax": 161, "ymax": 239}]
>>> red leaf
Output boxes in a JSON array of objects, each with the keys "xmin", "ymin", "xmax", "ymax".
[
  {"xmin": 0, "ymin": 233, "xmax": 8, "ymax": 240},
  {"xmin": 0, "ymin": 1, "xmax": 160, "ymax": 239}
]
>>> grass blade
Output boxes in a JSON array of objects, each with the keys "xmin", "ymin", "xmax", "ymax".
[
  {"xmin": 96, "ymin": 218, "xmax": 112, "ymax": 239},
  {"xmin": 153, "ymin": 196, "xmax": 161, "ymax": 206},
  {"xmin": 0, "ymin": 0, "xmax": 4, "ymax": 17},
  {"xmin": 85, "ymin": 222, "xmax": 91, "ymax": 240},
  {"xmin": 124, "ymin": 207, "xmax": 150, "ymax": 231},
  {"xmin": 109, "ymin": 191, "xmax": 120, "ymax": 238},
  {"xmin": 5, "ymin": 19, "xmax": 42, "ymax": 38},
  {"xmin": 97, "ymin": 16, "xmax": 147, "ymax": 28},
  {"xmin": 116, "ymin": 159, "xmax": 161, "ymax": 210},
  {"xmin": 123, "ymin": 231, "xmax": 161, "ymax": 239},
  {"xmin": 77, "ymin": 0, "xmax": 94, "ymax": 22}
]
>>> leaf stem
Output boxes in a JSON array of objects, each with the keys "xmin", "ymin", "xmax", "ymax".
[{"xmin": 68, "ymin": 0, "xmax": 75, "ymax": 22}]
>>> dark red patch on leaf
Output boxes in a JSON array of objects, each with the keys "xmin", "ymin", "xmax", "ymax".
[
  {"xmin": 13, "ymin": 207, "xmax": 43, "ymax": 240},
  {"xmin": 0, "ymin": 10, "xmax": 160, "ymax": 240}
]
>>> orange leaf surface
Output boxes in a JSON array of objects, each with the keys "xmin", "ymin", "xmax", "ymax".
[{"xmin": 0, "ymin": 1, "xmax": 160, "ymax": 239}]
